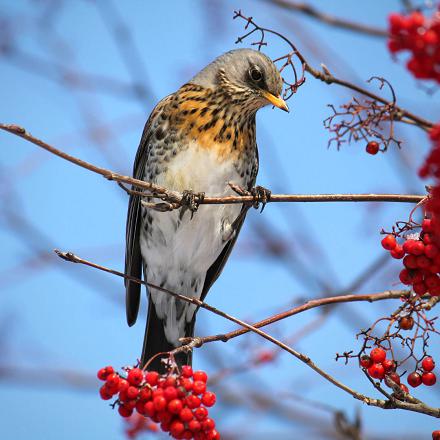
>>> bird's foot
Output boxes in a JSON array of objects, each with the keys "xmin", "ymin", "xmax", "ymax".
[
  {"xmin": 228, "ymin": 182, "xmax": 271, "ymax": 212},
  {"xmin": 250, "ymin": 185, "xmax": 272, "ymax": 212},
  {"xmin": 180, "ymin": 190, "xmax": 205, "ymax": 218}
]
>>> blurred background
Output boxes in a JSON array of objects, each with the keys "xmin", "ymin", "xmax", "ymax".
[{"xmin": 0, "ymin": 1, "xmax": 439, "ymax": 439}]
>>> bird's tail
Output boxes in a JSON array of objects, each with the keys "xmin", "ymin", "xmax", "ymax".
[{"xmin": 141, "ymin": 296, "xmax": 195, "ymax": 373}]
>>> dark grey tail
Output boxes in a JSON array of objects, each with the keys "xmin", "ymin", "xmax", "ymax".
[{"xmin": 141, "ymin": 296, "xmax": 195, "ymax": 373}]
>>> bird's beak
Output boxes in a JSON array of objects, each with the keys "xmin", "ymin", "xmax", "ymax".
[{"xmin": 262, "ymin": 91, "xmax": 289, "ymax": 112}]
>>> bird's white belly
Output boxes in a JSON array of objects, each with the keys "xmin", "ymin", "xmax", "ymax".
[{"xmin": 140, "ymin": 145, "xmax": 244, "ymax": 344}]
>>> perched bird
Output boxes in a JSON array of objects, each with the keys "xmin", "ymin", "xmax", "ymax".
[{"xmin": 125, "ymin": 48, "xmax": 288, "ymax": 371}]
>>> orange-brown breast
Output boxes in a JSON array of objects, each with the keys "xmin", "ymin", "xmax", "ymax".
[{"xmin": 165, "ymin": 85, "xmax": 255, "ymax": 162}]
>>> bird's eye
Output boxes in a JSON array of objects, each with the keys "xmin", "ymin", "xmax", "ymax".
[{"xmin": 249, "ymin": 67, "xmax": 263, "ymax": 82}]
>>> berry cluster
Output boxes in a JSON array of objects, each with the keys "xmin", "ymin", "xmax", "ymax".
[
  {"xmin": 381, "ymin": 219, "xmax": 440, "ymax": 295},
  {"xmin": 98, "ymin": 365, "xmax": 219, "ymax": 440},
  {"xmin": 361, "ymin": 348, "xmax": 437, "ymax": 392},
  {"xmin": 407, "ymin": 356, "xmax": 437, "ymax": 388},
  {"xmin": 360, "ymin": 347, "xmax": 407, "ymax": 393},
  {"xmin": 420, "ymin": 124, "xmax": 440, "ymax": 242},
  {"xmin": 388, "ymin": 10, "xmax": 440, "ymax": 83}
]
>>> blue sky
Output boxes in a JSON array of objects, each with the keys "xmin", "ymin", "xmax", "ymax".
[{"xmin": 1, "ymin": 1, "xmax": 439, "ymax": 439}]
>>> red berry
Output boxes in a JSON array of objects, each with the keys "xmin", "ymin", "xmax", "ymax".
[
  {"xmin": 127, "ymin": 368, "xmax": 144, "ymax": 386},
  {"xmin": 359, "ymin": 355, "xmax": 373, "ymax": 368},
  {"xmin": 105, "ymin": 374, "xmax": 120, "ymax": 393},
  {"xmin": 144, "ymin": 401, "xmax": 156, "ymax": 417},
  {"xmin": 182, "ymin": 430, "xmax": 193, "ymax": 439},
  {"xmin": 193, "ymin": 380, "xmax": 207, "ymax": 395},
  {"xmin": 412, "ymin": 241, "xmax": 425, "ymax": 256},
  {"xmin": 370, "ymin": 347, "xmax": 386, "ymax": 363},
  {"xmin": 400, "ymin": 384, "xmax": 409, "ymax": 393},
  {"xmin": 425, "ymin": 274, "xmax": 440, "ymax": 289},
  {"xmin": 188, "ymin": 420, "xmax": 202, "ymax": 432},
  {"xmin": 135, "ymin": 400, "xmax": 147, "ymax": 415},
  {"xmin": 99, "ymin": 385, "xmax": 113, "ymax": 400},
  {"xmin": 368, "ymin": 363, "xmax": 385, "ymax": 379},
  {"xmin": 399, "ymin": 269, "xmax": 412, "ymax": 285},
  {"xmin": 193, "ymin": 371, "xmax": 208, "ymax": 383},
  {"xmin": 424, "ymin": 233, "xmax": 433, "ymax": 244},
  {"xmin": 180, "ymin": 377, "xmax": 193, "ymax": 391},
  {"xmin": 391, "ymin": 245, "xmax": 405, "ymax": 259},
  {"xmin": 118, "ymin": 404, "xmax": 133, "ymax": 418},
  {"xmin": 153, "ymin": 396, "xmax": 167, "ymax": 411},
  {"xmin": 422, "ymin": 357, "xmax": 435, "ymax": 372},
  {"xmin": 164, "ymin": 376, "xmax": 177, "ymax": 388},
  {"xmin": 170, "ymin": 420, "xmax": 185, "ymax": 437},
  {"xmin": 145, "ymin": 371, "xmax": 159, "ymax": 386},
  {"xmin": 417, "ymin": 255, "xmax": 431, "ymax": 268},
  {"xmin": 403, "ymin": 239, "xmax": 417, "ymax": 254},
  {"xmin": 403, "ymin": 254, "xmax": 418, "ymax": 269},
  {"xmin": 381, "ymin": 234, "xmax": 396, "ymax": 250},
  {"xmin": 422, "ymin": 372, "xmax": 437, "ymax": 386},
  {"xmin": 387, "ymin": 372, "xmax": 401, "ymax": 385},
  {"xmin": 153, "ymin": 388, "xmax": 164, "ymax": 398},
  {"xmin": 425, "ymin": 244, "xmax": 439, "ymax": 258},
  {"xmin": 366, "ymin": 141, "xmax": 379, "ymax": 155},
  {"xmin": 164, "ymin": 386, "xmax": 178, "ymax": 401},
  {"xmin": 423, "ymin": 218, "xmax": 433, "ymax": 232},
  {"xmin": 194, "ymin": 406, "xmax": 208, "ymax": 421},
  {"xmin": 118, "ymin": 378, "xmax": 130, "ymax": 392},
  {"xmin": 139, "ymin": 388, "xmax": 152, "ymax": 401},
  {"xmin": 126, "ymin": 386, "xmax": 139, "ymax": 400},
  {"xmin": 209, "ymin": 429, "xmax": 220, "ymax": 440},
  {"xmin": 407, "ymin": 372, "xmax": 422, "ymax": 387},
  {"xmin": 168, "ymin": 398, "xmax": 183, "ymax": 414},
  {"xmin": 97, "ymin": 366, "xmax": 114, "ymax": 381},
  {"xmin": 382, "ymin": 359, "xmax": 396, "ymax": 372},
  {"xmin": 186, "ymin": 394, "xmax": 201, "ymax": 409},
  {"xmin": 202, "ymin": 391, "xmax": 217, "ymax": 407},
  {"xmin": 433, "ymin": 430, "xmax": 440, "ymax": 440},
  {"xmin": 202, "ymin": 418, "xmax": 216, "ymax": 431},
  {"xmin": 181, "ymin": 365, "xmax": 193, "ymax": 377},
  {"xmin": 179, "ymin": 407, "xmax": 194, "ymax": 422},
  {"xmin": 399, "ymin": 316, "xmax": 414, "ymax": 330},
  {"xmin": 413, "ymin": 282, "xmax": 427, "ymax": 295}
]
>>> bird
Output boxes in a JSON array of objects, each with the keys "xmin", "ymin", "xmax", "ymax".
[{"xmin": 125, "ymin": 48, "xmax": 288, "ymax": 372}]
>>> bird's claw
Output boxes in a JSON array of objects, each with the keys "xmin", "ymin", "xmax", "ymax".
[
  {"xmin": 180, "ymin": 190, "xmax": 205, "ymax": 218},
  {"xmin": 250, "ymin": 185, "xmax": 271, "ymax": 212}
]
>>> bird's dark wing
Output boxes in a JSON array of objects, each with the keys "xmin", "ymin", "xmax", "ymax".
[
  {"xmin": 200, "ymin": 147, "xmax": 259, "ymax": 302},
  {"xmin": 125, "ymin": 95, "xmax": 172, "ymax": 326}
]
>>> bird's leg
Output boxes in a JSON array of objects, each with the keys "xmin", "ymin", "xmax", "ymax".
[{"xmin": 180, "ymin": 190, "xmax": 205, "ymax": 218}]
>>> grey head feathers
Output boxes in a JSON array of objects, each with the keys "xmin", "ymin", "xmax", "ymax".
[{"xmin": 189, "ymin": 49, "xmax": 284, "ymax": 109}]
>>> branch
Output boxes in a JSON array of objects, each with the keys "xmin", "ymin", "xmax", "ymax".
[
  {"xmin": 54, "ymin": 250, "xmax": 440, "ymax": 418},
  {"xmin": 265, "ymin": 0, "xmax": 388, "ymax": 38},
  {"xmin": 0, "ymin": 124, "xmax": 425, "ymax": 209}
]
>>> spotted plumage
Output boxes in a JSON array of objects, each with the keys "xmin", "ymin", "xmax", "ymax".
[{"xmin": 125, "ymin": 49, "xmax": 287, "ymax": 371}]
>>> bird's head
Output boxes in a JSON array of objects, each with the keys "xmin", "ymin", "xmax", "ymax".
[{"xmin": 190, "ymin": 48, "xmax": 288, "ymax": 113}]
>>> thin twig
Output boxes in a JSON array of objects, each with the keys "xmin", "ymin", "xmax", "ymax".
[{"xmin": 265, "ymin": 0, "xmax": 388, "ymax": 38}]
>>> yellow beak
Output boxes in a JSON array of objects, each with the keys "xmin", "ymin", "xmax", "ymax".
[{"xmin": 262, "ymin": 91, "xmax": 289, "ymax": 112}]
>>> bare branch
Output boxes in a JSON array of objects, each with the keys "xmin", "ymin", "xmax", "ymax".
[
  {"xmin": 0, "ymin": 123, "xmax": 425, "ymax": 208},
  {"xmin": 54, "ymin": 250, "xmax": 440, "ymax": 418}
]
